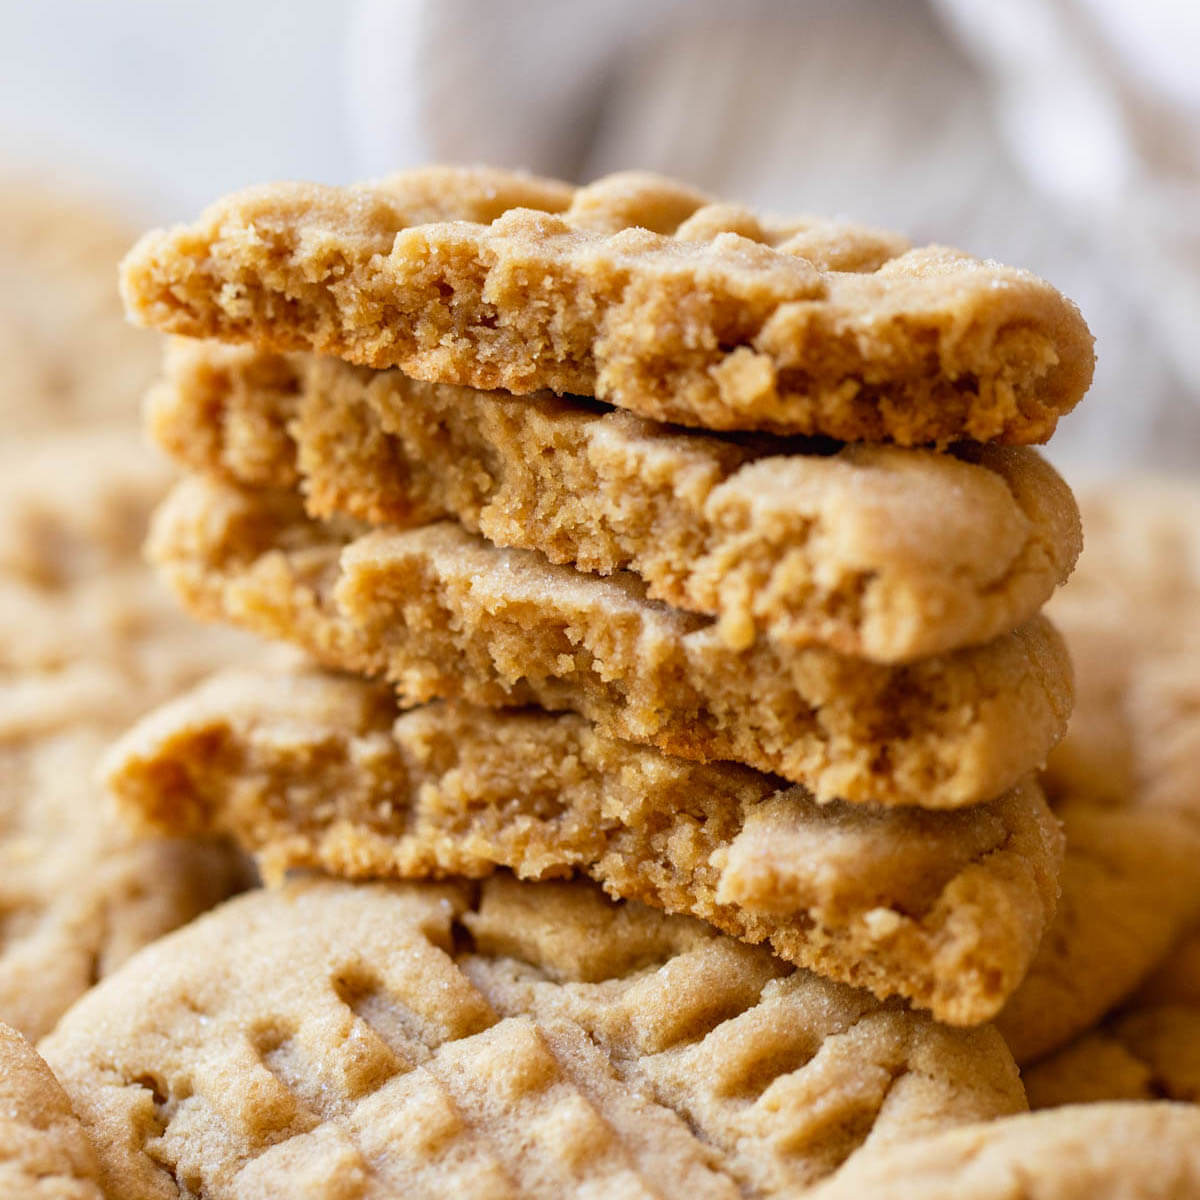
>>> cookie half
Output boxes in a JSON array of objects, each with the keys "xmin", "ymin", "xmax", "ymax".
[
  {"xmin": 40, "ymin": 875, "xmax": 1027, "ymax": 1199},
  {"xmin": 121, "ymin": 166, "xmax": 1095, "ymax": 445},
  {"xmin": 103, "ymin": 665, "xmax": 1062, "ymax": 1025},
  {"xmin": 147, "ymin": 474, "xmax": 1073, "ymax": 809},
  {"xmin": 0, "ymin": 1021, "xmax": 104, "ymax": 1200},
  {"xmin": 148, "ymin": 340, "xmax": 1082, "ymax": 662}
]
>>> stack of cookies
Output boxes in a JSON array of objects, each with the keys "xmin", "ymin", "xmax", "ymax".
[{"xmin": 21, "ymin": 166, "xmax": 1200, "ymax": 1197}]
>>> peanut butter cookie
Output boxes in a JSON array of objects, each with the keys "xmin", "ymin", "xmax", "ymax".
[
  {"xmin": 103, "ymin": 665, "xmax": 1062, "ymax": 1024},
  {"xmin": 40, "ymin": 876, "xmax": 1027, "ymax": 1199},
  {"xmin": 148, "ymin": 340, "xmax": 1081, "ymax": 662},
  {"xmin": 121, "ymin": 166, "xmax": 1094, "ymax": 444},
  {"xmin": 146, "ymin": 475, "xmax": 1073, "ymax": 808}
]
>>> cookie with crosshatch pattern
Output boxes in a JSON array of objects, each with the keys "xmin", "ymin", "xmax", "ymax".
[
  {"xmin": 120, "ymin": 166, "xmax": 1094, "ymax": 446},
  {"xmin": 40, "ymin": 875, "xmax": 1028, "ymax": 1200},
  {"xmin": 0, "ymin": 428, "xmax": 256, "ymax": 1041}
]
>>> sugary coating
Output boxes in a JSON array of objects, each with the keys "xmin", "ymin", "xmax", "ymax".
[
  {"xmin": 148, "ymin": 340, "xmax": 1082, "ymax": 662},
  {"xmin": 40, "ymin": 876, "xmax": 1027, "ymax": 1199},
  {"xmin": 121, "ymin": 166, "xmax": 1095, "ymax": 445},
  {"xmin": 147, "ymin": 474, "xmax": 1073, "ymax": 808},
  {"xmin": 104, "ymin": 665, "xmax": 1062, "ymax": 1024}
]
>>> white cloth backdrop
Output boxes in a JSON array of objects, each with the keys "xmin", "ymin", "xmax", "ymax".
[{"xmin": 348, "ymin": 0, "xmax": 1200, "ymax": 471}]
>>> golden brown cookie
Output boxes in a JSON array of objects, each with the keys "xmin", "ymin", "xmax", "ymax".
[
  {"xmin": 995, "ymin": 479, "xmax": 1200, "ymax": 1065},
  {"xmin": 803, "ymin": 1103, "xmax": 1200, "ymax": 1200},
  {"xmin": 0, "ymin": 428, "xmax": 260, "ymax": 736},
  {"xmin": 1022, "ymin": 917, "xmax": 1200, "ymax": 1108},
  {"xmin": 940, "ymin": 552, "xmax": 1200, "ymax": 1099},
  {"xmin": 147, "ymin": 474, "xmax": 1073, "ymax": 808},
  {"xmin": 149, "ymin": 340, "xmax": 1082, "ymax": 662},
  {"xmin": 103, "ymin": 664, "xmax": 1062, "ymax": 1024},
  {"xmin": 0, "ymin": 428, "xmax": 256, "ymax": 1039},
  {"xmin": 0, "ymin": 724, "xmax": 251, "ymax": 1042},
  {"xmin": 0, "ymin": 175, "xmax": 160, "ymax": 433},
  {"xmin": 120, "ymin": 166, "xmax": 1095, "ymax": 445},
  {"xmin": 0, "ymin": 1021, "xmax": 105, "ymax": 1200},
  {"xmin": 1023, "ymin": 1006, "xmax": 1200, "ymax": 1108},
  {"xmin": 1135, "ymin": 927, "xmax": 1200, "ymax": 1009},
  {"xmin": 995, "ymin": 801, "xmax": 1200, "ymax": 1064},
  {"xmin": 40, "ymin": 875, "xmax": 1027, "ymax": 1199}
]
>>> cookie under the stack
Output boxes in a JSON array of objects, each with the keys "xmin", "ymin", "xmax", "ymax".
[{"xmin": 39, "ymin": 874, "xmax": 1029, "ymax": 1199}]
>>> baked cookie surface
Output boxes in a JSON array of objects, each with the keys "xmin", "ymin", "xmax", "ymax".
[
  {"xmin": 103, "ymin": 665, "xmax": 1062, "ymax": 1024},
  {"xmin": 0, "ymin": 1021, "xmax": 104, "ymax": 1200},
  {"xmin": 146, "ymin": 474, "xmax": 1073, "ymax": 808},
  {"xmin": 1018, "ymin": 644, "xmax": 1200, "ymax": 1102},
  {"xmin": 0, "ymin": 428, "xmax": 258, "ymax": 734},
  {"xmin": 1023, "ymin": 1004, "xmax": 1200, "ymax": 1108},
  {"xmin": 995, "ymin": 481, "xmax": 1200, "ymax": 1064},
  {"xmin": 149, "ymin": 340, "xmax": 1082, "ymax": 662},
  {"xmin": 120, "ymin": 166, "xmax": 1095, "ymax": 445},
  {"xmin": 0, "ymin": 176, "xmax": 159, "ymax": 433},
  {"xmin": 804, "ymin": 1103, "xmax": 1200, "ymax": 1200},
  {"xmin": 40, "ymin": 875, "xmax": 1027, "ymax": 1200},
  {"xmin": 0, "ymin": 429, "xmax": 255, "ymax": 1039}
]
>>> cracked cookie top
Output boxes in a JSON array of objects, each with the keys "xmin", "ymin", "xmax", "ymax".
[
  {"xmin": 120, "ymin": 166, "xmax": 1094, "ymax": 445},
  {"xmin": 102, "ymin": 665, "xmax": 1062, "ymax": 1024}
]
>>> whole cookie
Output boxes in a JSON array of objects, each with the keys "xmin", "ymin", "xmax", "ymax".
[
  {"xmin": 804, "ymin": 1103, "xmax": 1200, "ymax": 1200},
  {"xmin": 40, "ymin": 876, "xmax": 1027, "ymax": 1200},
  {"xmin": 0, "ymin": 428, "xmax": 262, "ymax": 737},
  {"xmin": 0, "ymin": 175, "xmax": 160, "ymax": 432},
  {"xmin": 1023, "ymin": 913, "xmax": 1200, "ymax": 1108},
  {"xmin": 0, "ymin": 428, "xmax": 256, "ymax": 1039},
  {"xmin": 996, "ymin": 479, "xmax": 1200, "ymax": 1064}
]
